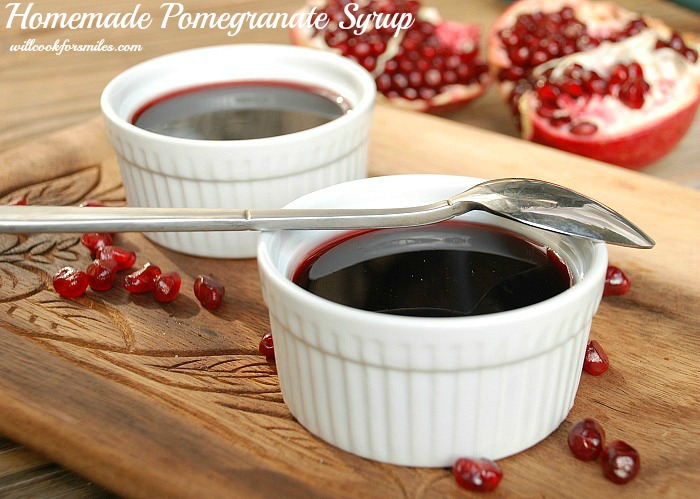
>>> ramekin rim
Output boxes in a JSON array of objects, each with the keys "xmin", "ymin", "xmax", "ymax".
[
  {"xmin": 257, "ymin": 174, "xmax": 608, "ymax": 340},
  {"xmin": 100, "ymin": 43, "xmax": 376, "ymax": 150}
]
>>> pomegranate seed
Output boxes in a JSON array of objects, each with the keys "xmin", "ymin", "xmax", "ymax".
[
  {"xmin": 96, "ymin": 245, "xmax": 136, "ymax": 271},
  {"xmin": 584, "ymin": 72, "xmax": 608, "ymax": 95},
  {"xmin": 604, "ymin": 265, "xmax": 630, "ymax": 296},
  {"xmin": 80, "ymin": 233, "xmax": 113, "ymax": 253},
  {"xmin": 53, "ymin": 267, "xmax": 89, "ymax": 298},
  {"xmin": 561, "ymin": 79, "xmax": 584, "ymax": 98},
  {"xmin": 6, "ymin": 196, "xmax": 27, "ymax": 205},
  {"xmin": 259, "ymin": 330, "xmax": 275, "ymax": 360},
  {"xmin": 86, "ymin": 258, "xmax": 118, "ymax": 291},
  {"xmin": 536, "ymin": 81, "xmax": 559, "ymax": 103},
  {"xmin": 570, "ymin": 121, "xmax": 598, "ymax": 136},
  {"xmin": 609, "ymin": 64, "xmax": 629, "ymax": 90},
  {"xmin": 551, "ymin": 116, "xmax": 572, "ymax": 127},
  {"xmin": 619, "ymin": 82, "xmax": 645, "ymax": 109},
  {"xmin": 453, "ymin": 457, "xmax": 503, "ymax": 492},
  {"xmin": 669, "ymin": 33, "xmax": 685, "ymax": 52},
  {"xmin": 601, "ymin": 440, "xmax": 640, "ymax": 484},
  {"xmin": 124, "ymin": 263, "xmax": 162, "ymax": 293},
  {"xmin": 583, "ymin": 340, "xmax": 609, "ymax": 376},
  {"xmin": 154, "ymin": 272, "xmax": 181, "ymax": 302},
  {"xmin": 568, "ymin": 418, "xmax": 606, "ymax": 461},
  {"xmin": 258, "ymin": 331, "xmax": 275, "ymax": 360},
  {"xmin": 626, "ymin": 62, "xmax": 644, "ymax": 80},
  {"xmin": 656, "ymin": 33, "xmax": 697, "ymax": 62},
  {"xmin": 193, "ymin": 275, "xmax": 225, "ymax": 310},
  {"xmin": 537, "ymin": 102, "xmax": 559, "ymax": 118}
]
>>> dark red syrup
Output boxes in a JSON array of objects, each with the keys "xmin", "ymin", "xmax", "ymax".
[
  {"xmin": 131, "ymin": 81, "xmax": 350, "ymax": 140},
  {"xmin": 293, "ymin": 222, "xmax": 572, "ymax": 317}
]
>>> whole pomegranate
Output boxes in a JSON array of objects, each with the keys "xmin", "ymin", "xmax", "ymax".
[
  {"xmin": 290, "ymin": 0, "xmax": 490, "ymax": 112},
  {"xmin": 488, "ymin": 0, "xmax": 700, "ymax": 169}
]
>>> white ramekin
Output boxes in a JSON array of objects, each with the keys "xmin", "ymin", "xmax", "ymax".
[
  {"xmin": 257, "ymin": 175, "xmax": 608, "ymax": 467},
  {"xmin": 101, "ymin": 44, "xmax": 376, "ymax": 258}
]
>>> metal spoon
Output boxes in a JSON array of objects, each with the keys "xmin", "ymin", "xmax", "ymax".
[{"xmin": 0, "ymin": 178, "xmax": 654, "ymax": 248}]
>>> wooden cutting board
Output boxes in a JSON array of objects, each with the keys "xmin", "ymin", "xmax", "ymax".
[{"xmin": 0, "ymin": 104, "xmax": 698, "ymax": 497}]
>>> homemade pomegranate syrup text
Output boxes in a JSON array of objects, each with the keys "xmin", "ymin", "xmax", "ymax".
[
  {"xmin": 132, "ymin": 81, "xmax": 350, "ymax": 140},
  {"xmin": 293, "ymin": 222, "xmax": 572, "ymax": 317}
]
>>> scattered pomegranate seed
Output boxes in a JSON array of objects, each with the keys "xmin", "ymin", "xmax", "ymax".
[
  {"xmin": 124, "ymin": 263, "xmax": 162, "ymax": 294},
  {"xmin": 259, "ymin": 330, "xmax": 275, "ymax": 360},
  {"xmin": 80, "ymin": 233, "xmax": 113, "ymax": 253},
  {"xmin": 453, "ymin": 457, "xmax": 503, "ymax": 492},
  {"xmin": 601, "ymin": 440, "xmax": 640, "ymax": 484},
  {"xmin": 86, "ymin": 259, "xmax": 118, "ymax": 291},
  {"xmin": 604, "ymin": 265, "xmax": 630, "ymax": 296},
  {"xmin": 153, "ymin": 272, "xmax": 181, "ymax": 303},
  {"xmin": 193, "ymin": 275, "xmax": 225, "ymax": 310},
  {"xmin": 568, "ymin": 418, "xmax": 606, "ymax": 461},
  {"xmin": 96, "ymin": 245, "xmax": 136, "ymax": 271},
  {"xmin": 6, "ymin": 196, "xmax": 27, "ymax": 205},
  {"xmin": 53, "ymin": 267, "xmax": 89, "ymax": 298},
  {"xmin": 583, "ymin": 340, "xmax": 609, "ymax": 376}
]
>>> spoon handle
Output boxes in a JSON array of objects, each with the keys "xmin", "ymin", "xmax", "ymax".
[{"xmin": 0, "ymin": 202, "xmax": 461, "ymax": 234}]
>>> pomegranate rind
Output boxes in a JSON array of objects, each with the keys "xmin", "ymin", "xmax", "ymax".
[
  {"xmin": 524, "ymin": 94, "xmax": 698, "ymax": 168},
  {"xmin": 527, "ymin": 100, "xmax": 700, "ymax": 170},
  {"xmin": 290, "ymin": 2, "xmax": 490, "ymax": 113}
]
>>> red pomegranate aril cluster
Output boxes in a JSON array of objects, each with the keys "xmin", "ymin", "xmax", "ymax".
[
  {"xmin": 453, "ymin": 457, "xmax": 503, "ymax": 492},
  {"xmin": 583, "ymin": 340, "xmax": 609, "ymax": 375},
  {"xmin": 51, "ymin": 201, "xmax": 183, "ymax": 303},
  {"xmin": 308, "ymin": 0, "xmax": 487, "ymax": 105},
  {"xmin": 377, "ymin": 22, "xmax": 487, "ymax": 102},
  {"xmin": 529, "ymin": 61, "xmax": 651, "ymax": 133},
  {"xmin": 604, "ymin": 265, "xmax": 630, "ymax": 296},
  {"xmin": 314, "ymin": 0, "xmax": 419, "ymax": 73},
  {"xmin": 194, "ymin": 275, "xmax": 225, "ymax": 310},
  {"xmin": 497, "ymin": 9, "xmax": 647, "ymax": 83},
  {"xmin": 569, "ymin": 419, "xmax": 640, "ymax": 484}
]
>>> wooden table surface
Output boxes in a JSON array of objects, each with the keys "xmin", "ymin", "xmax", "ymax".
[{"xmin": 1, "ymin": 1, "xmax": 699, "ymax": 497}]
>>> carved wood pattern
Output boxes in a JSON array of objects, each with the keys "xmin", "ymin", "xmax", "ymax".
[{"xmin": 0, "ymin": 112, "xmax": 698, "ymax": 497}]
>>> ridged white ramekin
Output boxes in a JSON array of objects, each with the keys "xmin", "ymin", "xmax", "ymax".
[
  {"xmin": 258, "ymin": 175, "xmax": 608, "ymax": 467},
  {"xmin": 101, "ymin": 44, "xmax": 375, "ymax": 258}
]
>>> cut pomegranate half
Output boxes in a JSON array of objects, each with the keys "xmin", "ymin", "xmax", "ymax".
[
  {"xmin": 488, "ymin": 0, "xmax": 700, "ymax": 168},
  {"xmin": 291, "ymin": 0, "xmax": 490, "ymax": 112}
]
